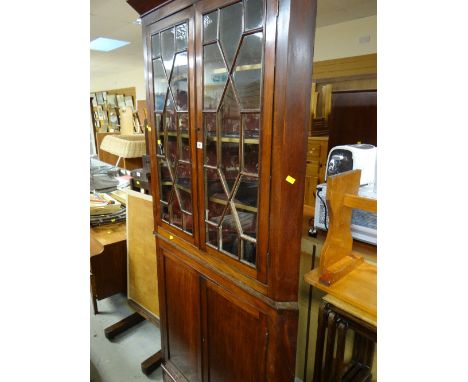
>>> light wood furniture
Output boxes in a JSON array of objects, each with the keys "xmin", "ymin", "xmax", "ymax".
[
  {"xmin": 303, "ymin": 170, "xmax": 377, "ymax": 381},
  {"xmin": 103, "ymin": 190, "xmax": 163, "ymax": 376},
  {"xmin": 304, "ymin": 170, "xmax": 377, "ymax": 319},
  {"xmin": 127, "ymin": 190, "xmax": 160, "ymax": 321},
  {"xmin": 127, "ymin": 0, "xmax": 318, "ymax": 380},
  {"xmin": 304, "ymin": 136, "xmax": 328, "ymax": 211},
  {"xmin": 90, "ymin": 222, "xmax": 127, "ymax": 314}
]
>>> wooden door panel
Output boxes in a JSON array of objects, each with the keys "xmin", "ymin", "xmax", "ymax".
[
  {"xmin": 204, "ymin": 280, "xmax": 267, "ymax": 382},
  {"xmin": 164, "ymin": 255, "xmax": 202, "ymax": 382}
]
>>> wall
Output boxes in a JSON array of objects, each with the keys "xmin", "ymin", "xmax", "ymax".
[
  {"xmin": 91, "ymin": 67, "xmax": 146, "ymax": 101},
  {"xmin": 90, "ymin": 15, "xmax": 377, "ymax": 101},
  {"xmin": 314, "ymin": 15, "xmax": 377, "ymax": 62}
]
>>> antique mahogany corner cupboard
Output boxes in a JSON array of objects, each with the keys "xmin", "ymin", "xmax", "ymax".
[{"xmin": 127, "ymin": 0, "xmax": 317, "ymax": 380}]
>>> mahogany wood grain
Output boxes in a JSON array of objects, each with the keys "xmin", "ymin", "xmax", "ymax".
[
  {"xmin": 138, "ymin": 0, "xmax": 319, "ymax": 380},
  {"xmin": 162, "ymin": 254, "xmax": 202, "ymax": 382},
  {"xmin": 268, "ymin": 0, "xmax": 317, "ymax": 301},
  {"xmin": 328, "ymin": 89, "xmax": 377, "ymax": 150},
  {"xmin": 90, "ymin": 223, "xmax": 127, "ymax": 301},
  {"xmin": 203, "ymin": 279, "xmax": 267, "ymax": 382}
]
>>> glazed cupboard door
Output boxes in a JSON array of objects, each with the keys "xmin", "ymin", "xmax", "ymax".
[
  {"xmin": 145, "ymin": 8, "xmax": 200, "ymax": 245},
  {"xmin": 195, "ymin": 0, "xmax": 275, "ymax": 282}
]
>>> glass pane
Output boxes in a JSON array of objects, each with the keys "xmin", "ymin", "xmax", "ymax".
[
  {"xmin": 243, "ymin": 113, "xmax": 260, "ymax": 139},
  {"xmin": 181, "ymin": 137, "xmax": 190, "ymax": 161},
  {"xmin": 183, "ymin": 213, "xmax": 193, "ymax": 234},
  {"xmin": 203, "ymin": 43, "xmax": 228, "ymax": 110},
  {"xmin": 232, "ymin": 32, "xmax": 263, "ymax": 109},
  {"xmin": 161, "ymin": 203, "xmax": 169, "ymax": 222},
  {"xmin": 167, "ymin": 136, "xmax": 177, "ymax": 166},
  {"xmin": 220, "ymin": 206, "xmax": 240, "ymax": 257},
  {"xmin": 151, "ymin": 33, "xmax": 161, "ymax": 58},
  {"xmin": 175, "ymin": 23, "xmax": 188, "ymax": 51},
  {"xmin": 242, "ymin": 240, "xmax": 256, "ymax": 265},
  {"xmin": 220, "ymin": 82, "xmax": 241, "ymax": 138},
  {"xmin": 164, "ymin": 92, "xmax": 176, "ymax": 132},
  {"xmin": 245, "ymin": 0, "xmax": 264, "ymax": 31},
  {"xmin": 203, "ymin": 11, "xmax": 218, "ymax": 43},
  {"xmin": 170, "ymin": 52, "xmax": 188, "ymax": 111},
  {"xmin": 155, "ymin": 113, "xmax": 165, "ymax": 155},
  {"xmin": 170, "ymin": 196, "xmax": 183, "ymax": 230},
  {"xmin": 206, "ymin": 224, "xmax": 218, "ymax": 247},
  {"xmin": 219, "ymin": 2, "xmax": 243, "ymax": 69},
  {"xmin": 159, "ymin": 160, "xmax": 172, "ymax": 203},
  {"xmin": 178, "ymin": 113, "xmax": 189, "ymax": 133},
  {"xmin": 238, "ymin": 210, "xmax": 257, "ymax": 239},
  {"xmin": 220, "ymin": 83, "xmax": 241, "ymax": 183},
  {"xmin": 161, "ymin": 27, "xmax": 175, "ymax": 79},
  {"xmin": 234, "ymin": 176, "xmax": 258, "ymax": 210},
  {"xmin": 153, "ymin": 59, "xmax": 168, "ymax": 112},
  {"xmin": 204, "ymin": 113, "xmax": 217, "ymax": 166},
  {"xmin": 176, "ymin": 161, "xmax": 192, "ymax": 192},
  {"xmin": 244, "ymin": 143, "xmax": 259, "ymax": 174},
  {"xmin": 205, "ymin": 168, "xmax": 228, "ymax": 221},
  {"xmin": 178, "ymin": 188, "xmax": 192, "ymax": 213}
]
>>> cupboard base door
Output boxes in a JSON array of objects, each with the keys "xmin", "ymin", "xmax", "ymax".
[
  {"xmin": 160, "ymin": 252, "xmax": 202, "ymax": 382},
  {"xmin": 203, "ymin": 280, "xmax": 268, "ymax": 382}
]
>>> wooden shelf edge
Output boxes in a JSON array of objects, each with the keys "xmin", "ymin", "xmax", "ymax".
[{"xmin": 304, "ymin": 261, "xmax": 377, "ymax": 320}]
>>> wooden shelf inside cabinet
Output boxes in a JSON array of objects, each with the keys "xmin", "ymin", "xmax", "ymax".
[
  {"xmin": 304, "ymin": 169, "xmax": 377, "ymax": 322},
  {"xmin": 206, "ymin": 135, "xmax": 260, "ymax": 144},
  {"xmin": 209, "ymin": 195, "xmax": 258, "ymax": 213}
]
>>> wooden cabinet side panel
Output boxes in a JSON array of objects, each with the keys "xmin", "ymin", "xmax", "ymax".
[
  {"xmin": 204, "ymin": 280, "xmax": 268, "ymax": 382},
  {"xmin": 266, "ymin": 309, "xmax": 299, "ymax": 381},
  {"xmin": 160, "ymin": 249, "xmax": 202, "ymax": 382},
  {"xmin": 268, "ymin": 0, "xmax": 317, "ymax": 301}
]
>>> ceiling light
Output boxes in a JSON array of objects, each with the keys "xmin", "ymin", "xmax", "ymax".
[{"xmin": 90, "ymin": 37, "xmax": 130, "ymax": 52}]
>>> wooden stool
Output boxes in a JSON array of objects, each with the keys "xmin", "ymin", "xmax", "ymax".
[{"xmin": 313, "ymin": 295, "xmax": 377, "ymax": 382}]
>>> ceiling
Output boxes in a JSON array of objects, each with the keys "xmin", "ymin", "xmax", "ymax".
[{"xmin": 90, "ymin": 0, "xmax": 376, "ymax": 84}]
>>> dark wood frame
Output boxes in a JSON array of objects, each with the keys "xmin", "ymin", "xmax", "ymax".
[
  {"xmin": 145, "ymin": 7, "xmax": 201, "ymax": 247},
  {"xmin": 130, "ymin": 0, "xmax": 318, "ymax": 380}
]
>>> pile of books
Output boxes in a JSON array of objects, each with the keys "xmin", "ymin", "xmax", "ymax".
[{"xmin": 90, "ymin": 192, "xmax": 126, "ymax": 227}]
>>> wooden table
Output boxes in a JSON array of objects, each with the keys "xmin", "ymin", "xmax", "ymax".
[{"xmin": 90, "ymin": 222, "xmax": 127, "ymax": 314}]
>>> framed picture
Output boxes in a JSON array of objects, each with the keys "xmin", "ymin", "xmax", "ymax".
[
  {"xmin": 124, "ymin": 95, "xmax": 134, "ymax": 112},
  {"xmin": 96, "ymin": 92, "xmax": 104, "ymax": 105},
  {"xmin": 108, "ymin": 109, "xmax": 119, "ymax": 125},
  {"xmin": 107, "ymin": 94, "xmax": 117, "ymax": 107},
  {"xmin": 116, "ymin": 94, "xmax": 125, "ymax": 109}
]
